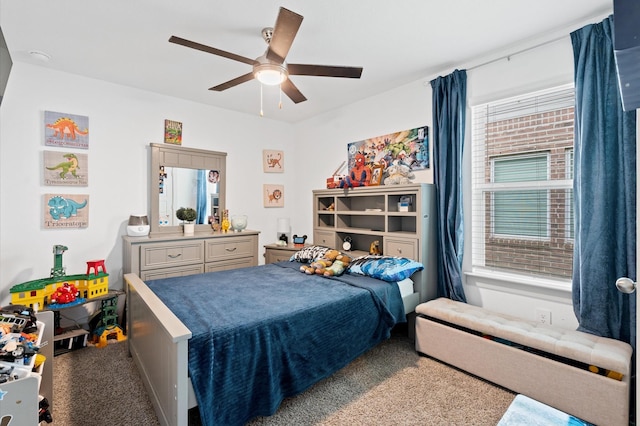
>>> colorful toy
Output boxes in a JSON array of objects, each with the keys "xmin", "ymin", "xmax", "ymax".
[
  {"xmin": 292, "ymin": 234, "xmax": 307, "ymax": 247},
  {"xmin": 10, "ymin": 245, "xmax": 109, "ymax": 310},
  {"xmin": 92, "ymin": 296, "xmax": 126, "ymax": 348},
  {"xmin": 300, "ymin": 249, "xmax": 340, "ymax": 275},
  {"xmin": 323, "ymin": 254, "xmax": 352, "ymax": 277},
  {"xmin": 369, "ymin": 240, "xmax": 382, "ymax": 255},
  {"xmin": 221, "ymin": 209, "xmax": 231, "ymax": 233},
  {"xmin": 340, "ymin": 153, "xmax": 371, "ymax": 188}
]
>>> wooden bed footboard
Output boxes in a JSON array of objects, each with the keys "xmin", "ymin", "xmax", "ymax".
[{"xmin": 125, "ymin": 273, "xmax": 192, "ymax": 426}]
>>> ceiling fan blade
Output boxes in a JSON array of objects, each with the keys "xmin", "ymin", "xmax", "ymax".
[
  {"xmin": 265, "ymin": 7, "xmax": 303, "ymax": 64},
  {"xmin": 209, "ymin": 72, "xmax": 255, "ymax": 91},
  {"xmin": 169, "ymin": 36, "xmax": 256, "ymax": 66},
  {"xmin": 288, "ymin": 64, "xmax": 363, "ymax": 79},
  {"xmin": 281, "ymin": 79, "xmax": 307, "ymax": 104}
]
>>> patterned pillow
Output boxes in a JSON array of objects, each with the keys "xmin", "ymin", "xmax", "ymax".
[
  {"xmin": 289, "ymin": 245, "xmax": 330, "ymax": 263},
  {"xmin": 347, "ymin": 255, "xmax": 424, "ymax": 282}
]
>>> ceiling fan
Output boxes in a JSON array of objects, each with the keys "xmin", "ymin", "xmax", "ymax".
[{"xmin": 169, "ymin": 7, "xmax": 363, "ymax": 104}]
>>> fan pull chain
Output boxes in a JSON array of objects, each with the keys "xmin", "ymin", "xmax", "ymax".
[
  {"xmin": 260, "ymin": 84, "xmax": 264, "ymax": 117},
  {"xmin": 279, "ymin": 82, "xmax": 283, "ymax": 109}
]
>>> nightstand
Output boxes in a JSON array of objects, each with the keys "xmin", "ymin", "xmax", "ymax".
[{"xmin": 264, "ymin": 243, "xmax": 309, "ymax": 263}]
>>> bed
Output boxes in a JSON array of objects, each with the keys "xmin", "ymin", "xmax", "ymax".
[{"xmin": 125, "ymin": 256, "xmax": 421, "ymax": 426}]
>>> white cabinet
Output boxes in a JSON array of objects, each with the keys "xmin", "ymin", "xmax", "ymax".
[
  {"xmin": 313, "ymin": 184, "xmax": 437, "ymax": 303},
  {"xmin": 0, "ymin": 311, "xmax": 54, "ymax": 425}
]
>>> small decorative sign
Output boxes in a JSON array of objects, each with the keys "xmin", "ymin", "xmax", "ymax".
[
  {"xmin": 263, "ymin": 184, "xmax": 284, "ymax": 207},
  {"xmin": 43, "ymin": 151, "xmax": 88, "ymax": 186},
  {"xmin": 263, "ymin": 150, "xmax": 284, "ymax": 173},
  {"xmin": 44, "ymin": 193, "xmax": 89, "ymax": 229},
  {"xmin": 44, "ymin": 111, "xmax": 89, "ymax": 149},
  {"xmin": 164, "ymin": 119, "xmax": 183, "ymax": 145}
]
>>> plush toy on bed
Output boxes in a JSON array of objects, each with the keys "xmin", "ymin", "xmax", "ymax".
[
  {"xmin": 300, "ymin": 249, "xmax": 340, "ymax": 275},
  {"xmin": 323, "ymin": 253, "xmax": 352, "ymax": 277}
]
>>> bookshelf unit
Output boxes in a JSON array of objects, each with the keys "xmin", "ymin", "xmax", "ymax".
[{"xmin": 313, "ymin": 183, "xmax": 437, "ymax": 303}]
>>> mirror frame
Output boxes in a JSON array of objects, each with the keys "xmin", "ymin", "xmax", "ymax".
[{"xmin": 150, "ymin": 143, "xmax": 227, "ymax": 236}]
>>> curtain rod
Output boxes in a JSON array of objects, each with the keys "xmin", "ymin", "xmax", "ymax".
[
  {"xmin": 422, "ymin": 34, "xmax": 567, "ymax": 87},
  {"xmin": 466, "ymin": 34, "xmax": 567, "ymax": 72},
  {"xmin": 423, "ymin": 10, "xmax": 611, "ymax": 85}
]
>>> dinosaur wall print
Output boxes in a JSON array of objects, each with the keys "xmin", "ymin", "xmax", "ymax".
[
  {"xmin": 43, "ymin": 194, "xmax": 89, "ymax": 229},
  {"xmin": 44, "ymin": 110, "xmax": 89, "ymax": 149},
  {"xmin": 43, "ymin": 151, "xmax": 88, "ymax": 186}
]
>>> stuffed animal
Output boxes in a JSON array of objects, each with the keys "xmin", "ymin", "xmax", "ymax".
[
  {"xmin": 300, "ymin": 249, "xmax": 340, "ymax": 275},
  {"xmin": 369, "ymin": 240, "xmax": 382, "ymax": 255},
  {"xmin": 340, "ymin": 153, "xmax": 371, "ymax": 188},
  {"xmin": 323, "ymin": 253, "xmax": 352, "ymax": 277},
  {"xmin": 384, "ymin": 161, "xmax": 415, "ymax": 185}
]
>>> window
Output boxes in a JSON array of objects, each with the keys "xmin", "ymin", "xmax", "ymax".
[{"xmin": 471, "ymin": 85, "xmax": 575, "ymax": 279}]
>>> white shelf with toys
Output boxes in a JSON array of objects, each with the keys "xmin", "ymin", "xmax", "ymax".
[{"xmin": 0, "ymin": 309, "xmax": 54, "ymax": 424}]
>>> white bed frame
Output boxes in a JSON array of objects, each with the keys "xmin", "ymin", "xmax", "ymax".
[
  {"xmin": 125, "ymin": 273, "xmax": 194, "ymax": 426},
  {"xmin": 125, "ymin": 271, "xmax": 420, "ymax": 426}
]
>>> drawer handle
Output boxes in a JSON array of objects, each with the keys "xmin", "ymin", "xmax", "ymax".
[
  {"xmin": 168, "ymin": 253, "xmax": 182, "ymax": 259},
  {"xmin": 226, "ymin": 247, "xmax": 237, "ymax": 252}
]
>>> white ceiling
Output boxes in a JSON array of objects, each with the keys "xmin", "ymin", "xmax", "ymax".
[{"xmin": 0, "ymin": 0, "xmax": 612, "ymax": 123}]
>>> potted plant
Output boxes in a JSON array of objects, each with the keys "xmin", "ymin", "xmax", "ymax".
[{"xmin": 176, "ymin": 207, "xmax": 197, "ymax": 235}]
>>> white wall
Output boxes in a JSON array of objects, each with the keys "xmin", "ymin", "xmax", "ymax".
[
  {"xmin": 293, "ymin": 36, "xmax": 581, "ymax": 329},
  {"xmin": 0, "ymin": 32, "xmax": 595, "ymax": 330},
  {"xmin": 0, "ymin": 62, "xmax": 296, "ymax": 305}
]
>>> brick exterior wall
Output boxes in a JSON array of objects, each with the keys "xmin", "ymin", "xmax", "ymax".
[{"xmin": 482, "ymin": 107, "xmax": 574, "ymax": 278}]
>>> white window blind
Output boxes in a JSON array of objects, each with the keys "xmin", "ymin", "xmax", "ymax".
[{"xmin": 471, "ymin": 85, "xmax": 575, "ymax": 279}]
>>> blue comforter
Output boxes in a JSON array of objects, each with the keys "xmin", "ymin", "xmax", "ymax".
[{"xmin": 146, "ymin": 261, "xmax": 405, "ymax": 426}]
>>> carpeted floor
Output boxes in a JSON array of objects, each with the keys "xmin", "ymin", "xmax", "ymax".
[{"xmin": 52, "ymin": 333, "xmax": 515, "ymax": 425}]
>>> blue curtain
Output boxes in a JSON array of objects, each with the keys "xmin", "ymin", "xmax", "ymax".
[
  {"xmin": 571, "ymin": 15, "xmax": 636, "ymax": 347},
  {"xmin": 431, "ymin": 69, "xmax": 467, "ymax": 302},
  {"xmin": 196, "ymin": 169, "xmax": 208, "ymax": 225}
]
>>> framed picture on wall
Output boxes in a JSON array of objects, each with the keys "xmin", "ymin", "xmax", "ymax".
[
  {"xmin": 164, "ymin": 119, "xmax": 182, "ymax": 145},
  {"xmin": 263, "ymin": 150, "xmax": 284, "ymax": 173},
  {"xmin": 44, "ymin": 111, "xmax": 89, "ymax": 149},
  {"xmin": 43, "ymin": 193, "xmax": 89, "ymax": 229},
  {"xmin": 263, "ymin": 184, "xmax": 284, "ymax": 207},
  {"xmin": 43, "ymin": 151, "xmax": 88, "ymax": 186}
]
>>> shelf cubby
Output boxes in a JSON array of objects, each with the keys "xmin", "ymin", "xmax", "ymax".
[
  {"xmin": 313, "ymin": 184, "xmax": 438, "ymax": 304},
  {"xmin": 336, "ymin": 214, "xmax": 385, "ymax": 232},
  {"xmin": 336, "ymin": 195, "xmax": 385, "ymax": 212}
]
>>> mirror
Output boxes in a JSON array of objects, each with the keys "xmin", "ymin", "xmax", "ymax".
[
  {"xmin": 158, "ymin": 167, "xmax": 221, "ymax": 227},
  {"xmin": 150, "ymin": 143, "xmax": 226, "ymax": 236}
]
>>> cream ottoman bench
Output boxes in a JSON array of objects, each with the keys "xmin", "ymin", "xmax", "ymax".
[{"xmin": 415, "ymin": 298, "xmax": 633, "ymax": 426}]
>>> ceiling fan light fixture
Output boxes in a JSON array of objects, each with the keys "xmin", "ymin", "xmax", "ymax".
[
  {"xmin": 254, "ymin": 67, "xmax": 287, "ymax": 86},
  {"xmin": 253, "ymin": 56, "xmax": 287, "ymax": 86}
]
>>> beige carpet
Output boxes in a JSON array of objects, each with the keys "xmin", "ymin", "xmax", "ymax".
[{"xmin": 53, "ymin": 334, "xmax": 515, "ymax": 425}]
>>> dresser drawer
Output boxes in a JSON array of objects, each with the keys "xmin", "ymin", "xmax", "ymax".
[
  {"xmin": 313, "ymin": 231, "xmax": 335, "ymax": 247},
  {"xmin": 205, "ymin": 235, "xmax": 258, "ymax": 262},
  {"xmin": 140, "ymin": 264, "xmax": 204, "ymax": 281},
  {"xmin": 384, "ymin": 238, "xmax": 418, "ymax": 259},
  {"xmin": 265, "ymin": 250, "xmax": 294, "ymax": 264},
  {"xmin": 205, "ymin": 257, "xmax": 256, "ymax": 273},
  {"xmin": 140, "ymin": 241, "xmax": 205, "ymax": 270}
]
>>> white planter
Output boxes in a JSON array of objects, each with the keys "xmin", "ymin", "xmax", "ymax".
[{"xmin": 183, "ymin": 223, "xmax": 195, "ymax": 236}]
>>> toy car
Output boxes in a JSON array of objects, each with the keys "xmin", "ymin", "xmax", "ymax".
[{"xmin": 50, "ymin": 282, "xmax": 79, "ymax": 305}]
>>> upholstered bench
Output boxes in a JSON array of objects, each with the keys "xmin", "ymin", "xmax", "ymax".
[{"xmin": 415, "ymin": 298, "xmax": 633, "ymax": 426}]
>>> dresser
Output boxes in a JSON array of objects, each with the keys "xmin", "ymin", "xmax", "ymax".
[{"xmin": 123, "ymin": 231, "xmax": 260, "ymax": 281}]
